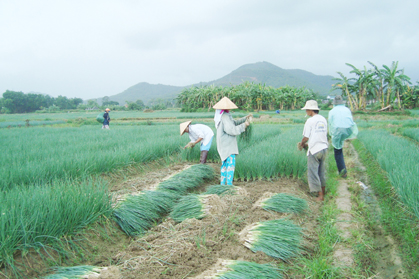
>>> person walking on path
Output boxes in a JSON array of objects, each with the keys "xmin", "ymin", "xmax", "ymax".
[
  {"xmin": 213, "ymin": 97, "xmax": 251, "ymax": 186},
  {"xmin": 180, "ymin": 121, "xmax": 214, "ymax": 164},
  {"xmin": 328, "ymin": 95, "xmax": 358, "ymax": 178},
  {"xmin": 102, "ymin": 108, "xmax": 111, "ymax": 129},
  {"xmin": 298, "ymin": 100, "xmax": 328, "ymax": 201}
]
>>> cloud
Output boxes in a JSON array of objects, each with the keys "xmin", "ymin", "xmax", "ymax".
[{"xmin": 0, "ymin": 0, "xmax": 418, "ymax": 99}]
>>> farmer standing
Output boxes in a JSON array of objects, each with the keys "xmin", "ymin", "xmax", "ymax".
[
  {"xmin": 298, "ymin": 100, "xmax": 328, "ymax": 201},
  {"xmin": 180, "ymin": 121, "xmax": 214, "ymax": 164},
  {"xmin": 328, "ymin": 95, "xmax": 358, "ymax": 178},
  {"xmin": 102, "ymin": 108, "xmax": 111, "ymax": 129},
  {"xmin": 213, "ymin": 97, "xmax": 251, "ymax": 185}
]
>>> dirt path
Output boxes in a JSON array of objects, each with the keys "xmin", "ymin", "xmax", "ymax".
[
  {"xmin": 333, "ymin": 178, "xmax": 355, "ymax": 268},
  {"xmin": 339, "ymin": 142, "xmax": 406, "ymax": 278}
]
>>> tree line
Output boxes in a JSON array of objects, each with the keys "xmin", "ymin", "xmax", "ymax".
[
  {"xmin": 176, "ymin": 81, "xmax": 318, "ymax": 112},
  {"xmin": 333, "ymin": 61, "xmax": 418, "ymax": 110},
  {"xmin": 0, "ymin": 90, "xmax": 83, "ymax": 113}
]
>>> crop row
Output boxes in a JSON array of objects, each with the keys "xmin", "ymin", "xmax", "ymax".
[
  {"xmin": 357, "ymin": 129, "xmax": 419, "ymax": 218},
  {"xmin": 0, "ymin": 125, "xmax": 188, "ymax": 190}
]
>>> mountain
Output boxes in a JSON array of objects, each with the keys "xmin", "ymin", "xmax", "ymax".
[
  {"xmin": 100, "ymin": 82, "xmax": 183, "ymax": 106},
  {"xmin": 104, "ymin": 61, "xmax": 337, "ymax": 105},
  {"xmin": 197, "ymin": 62, "xmax": 336, "ymax": 94}
]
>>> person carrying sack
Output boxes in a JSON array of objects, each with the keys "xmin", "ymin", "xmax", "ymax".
[
  {"xmin": 180, "ymin": 121, "xmax": 214, "ymax": 164},
  {"xmin": 328, "ymin": 95, "xmax": 358, "ymax": 178},
  {"xmin": 102, "ymin": 108, "xmax": 111, "ymax": 129}
]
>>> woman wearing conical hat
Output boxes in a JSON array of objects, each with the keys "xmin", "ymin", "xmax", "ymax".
[{"xmin": 213, "ymin": 97, "xmax": 252, "ymax": 185}]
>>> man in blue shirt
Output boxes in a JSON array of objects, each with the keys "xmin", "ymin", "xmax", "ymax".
[{"xmin": 328, "ymin": 96, "xmax": 358, "ymax": 178}]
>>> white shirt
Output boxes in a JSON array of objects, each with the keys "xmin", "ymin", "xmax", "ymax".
[
  {"xmin": 188, "ymin": 124, "xmax": 214, "ymax": 146},
  {"xmin": 303, "ymin": 114, "xmax": 328, "ymax": 156}
]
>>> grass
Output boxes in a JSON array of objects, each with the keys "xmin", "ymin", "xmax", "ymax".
[{"xmin": 287, "ymin": 147, "xmax": 344, "ymax": 278}]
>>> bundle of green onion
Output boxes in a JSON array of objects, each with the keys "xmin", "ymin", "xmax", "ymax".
[
  {"xmin": 261, "ymin": 193, "xmax": 308, "ymax": 214},
  {"xmin": 113, "ymin": 191, "xmax": 176, "ymax": 236},
  {"xmin": 170, "ymin": 194, "xmax": 210, "ymax": 222},
  {"xmin": 242, "ymin": 219, "xmax": 303, "ymax": 261},
  {"xmin": 113, "ymin": 164, "xmax": 215, "ymax": 236},
  {"xmin": 240, "ymin": 122, "xmax": 253, "ymax": 142},
  {"xmin": 44, "ymin": 265, "xmax": 102, "ymax": 279},
  {"xmin": 157, "ymin": 164, "xmax": 215, "ymax": 197},
  {"xmin": 214, "ymin": 260, "xmax": 282, "ymax": 279},
  {"xmin": 204, "ymin": 184, "xmax": 236, "ymax": 196}
]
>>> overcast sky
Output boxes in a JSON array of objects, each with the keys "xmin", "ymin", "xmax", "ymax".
[{"xmin": 1, "ymin": 0, "xmax": 418, "ymax": 100}]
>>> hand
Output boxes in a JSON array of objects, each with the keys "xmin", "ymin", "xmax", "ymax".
[
  {"xmin": 245, "ymin": 120, "xmax": 250, "ymax": 127},
  {"xmin": 297, "ymin": 142, "xmax": 303, "ymax": 151},
  {"xmin": 184, "ymin": 142, "xmax": 195, "ymax": 149},
  {"xmin": 246, "ymin": 113, "xmax": 253, "ymax": 120}
]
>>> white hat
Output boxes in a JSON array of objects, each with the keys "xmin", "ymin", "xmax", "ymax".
[
  {"xmin": 212, "ymin": 97, "xmax": 238, "ymax": 110},
  {"xmin": 301, "ymin": 100, "xmax": 320, "ymax": 110},
  {"xmin": 180, "ymin": 120, "xmax": 192, "ymax": 135}
]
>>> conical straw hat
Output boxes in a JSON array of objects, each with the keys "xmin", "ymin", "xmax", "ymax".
[
  {"xmin": 212, "ymin": 97, "xmax": 238, "ymax": 110},
  {"xmin": 180, "ymin": 120, "xmax": 192, "ymax": 135}
]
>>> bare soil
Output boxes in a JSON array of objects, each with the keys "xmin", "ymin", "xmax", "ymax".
[{"xmin": 88, "ymin": 163, "xmax": 320, "ymax": 279}]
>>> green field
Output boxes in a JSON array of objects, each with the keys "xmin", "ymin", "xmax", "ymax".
[{"xmin": 1, "ymin": 109, "xmax": 419, "ymax": 278}]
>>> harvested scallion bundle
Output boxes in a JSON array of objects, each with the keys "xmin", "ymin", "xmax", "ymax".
[
  {"xmin": 204, "ymin": 184, "xmax": 236, "ymax": 196},
  {"xmin": 242, "ymin": 219, "xmax": 302, "ymax": 261},
  {"xmin": 113, "ymin": 193, "xmax": 163, "ymax": 236},
  {"xmin": 170, "ymin": 194, "xmax": 205, "ymax": 222},
  {"xmin": 261, "ymin": 193, "xmax": 308, "ymax": 214},
  {"xmin": 215, "ymin": 260, "xmax": 282, "ymax": 279},
  {"xmin": 157, "ymin": 164, "xmax": 215, "ymax": 197},
  {"xmin": 240, "ymin": 122, "xmax": 253, "ymax": 142},
  {"xmin": 113, "ymin": 164, "xmax": 215, "ymax": 236},
  {"xmin": 44, "ymin": 265, "xmax": 102, "ymax": 279}
]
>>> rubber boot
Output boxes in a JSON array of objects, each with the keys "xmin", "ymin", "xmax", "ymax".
[{"xmin": 200, "ymin": 150, "xmax": 209, "ymax": 164}]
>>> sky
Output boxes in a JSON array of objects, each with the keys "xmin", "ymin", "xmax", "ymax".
[{"xmin": 1, "ymin": 0, "xmax": 418, "ymax": 100}]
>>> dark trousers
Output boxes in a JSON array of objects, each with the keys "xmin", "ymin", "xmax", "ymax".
[{"xmin": 334, "ymin": 148, "xmax": 346, "ymax": 174}]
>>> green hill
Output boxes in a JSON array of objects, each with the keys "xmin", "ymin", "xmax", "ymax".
[
  {"xmin": 103, "ymin": 62, "xmax": 336, "ymax": 105},
  {"xmin": 198, "ymin": 62, "xmax": 336, "ymax": 94},
  {"xmin": 102, "ymin": 82, "xmax": 183, "ymax": 106}
]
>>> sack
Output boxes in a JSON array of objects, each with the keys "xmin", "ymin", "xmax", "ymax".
[{"xmin": 96, "ymin": 112, "xmax": 105, "ymax": 123}]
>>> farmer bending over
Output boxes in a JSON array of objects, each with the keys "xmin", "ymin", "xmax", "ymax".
[
  {"xmin": 180, "ymin": 121, "xmax": 214, "ymax": 164},
  {"xmin": 299, "ymin": 100, "xmax": 328, "ymax": 201}
]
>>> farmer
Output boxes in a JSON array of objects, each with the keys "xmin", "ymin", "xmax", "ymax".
[
  {"xmin": 180, "ymin": 121, "xmax": 214, "ymax": 164},
  {"xmin": 102, "ymin": 108, "xmax": 111, "ymax": 129},
  {"xmin": 298, "ymin": 100, "xmax": 328, "ymax": 201},
  {"xmin": 328, "ymin": 95, "xmax": 358, "ymax": 178},
  {"xmin": 213, "ymin": 97, "xmax": 251, "ymax": 185}
]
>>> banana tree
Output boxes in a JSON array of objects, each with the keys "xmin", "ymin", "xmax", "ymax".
[{"xmin": 332, "ymin": 72, "xmax": 357, "ymax": 111}]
